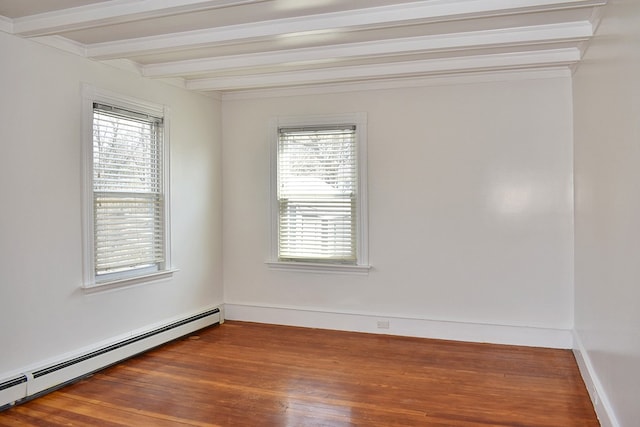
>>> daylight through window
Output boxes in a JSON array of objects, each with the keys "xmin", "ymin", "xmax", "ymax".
[
  {"xmin": 92, "ymin": 103, "xmax": 165, "ymax": 281},
  {"xmin": 277, "ymin": 125, "xmax": 358, "ymax": 263}
]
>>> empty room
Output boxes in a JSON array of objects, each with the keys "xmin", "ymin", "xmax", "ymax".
[{"xmin": 0, "ymin": 0, "xmax": 638, "ymax": 426}]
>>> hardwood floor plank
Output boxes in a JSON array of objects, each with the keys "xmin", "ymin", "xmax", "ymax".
[{"xmin": 0, "ymin": 321, "xmax": 598, "ymax": 426}]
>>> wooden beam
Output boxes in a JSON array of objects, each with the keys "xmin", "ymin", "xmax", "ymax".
[
  {"xmin": 86, "ymin": 0, "xmax": 605, "ymax": 60},
  {"xmin": 142, "ymin": 22, "xmax": 592, "ymax": 78},
  {"xmin": 185, "ymin": 49, "xmax": 582, "ymax": 91},
  {"xmin": 12, "ymin": 0, "xmax": 270, "ymax": 37}
]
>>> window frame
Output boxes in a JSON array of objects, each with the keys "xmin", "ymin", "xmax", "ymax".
[
  {"xmin": 267, "ymin": 113, "xmax": 370, "ymax": 274},
  {"xmin": 81, "ymin": 85, "xmax": 174, "ymax": 290}
]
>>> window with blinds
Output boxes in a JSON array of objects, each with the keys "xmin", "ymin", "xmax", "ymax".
[
  {"xmin": 277, "ymin": 125, "xmax": 358, "ymax": 263},
  {"xmin": 92, "ymin": 102, "xmax": 165, "ymax": 280}
]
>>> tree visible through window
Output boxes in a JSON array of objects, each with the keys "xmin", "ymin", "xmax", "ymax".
[
  {"xmin": 91, "ymin": 103, "xmax": 165, "ymax": 281},
  {"xmin": 277, "ymin": 125, "xmax": 358, "ymax": 263}
]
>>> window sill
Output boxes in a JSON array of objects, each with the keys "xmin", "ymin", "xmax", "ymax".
[
  {"xmin": 266, "ymin": 261, "xmax": 371, "ymax": 275},
  {"xmin": 82, "ymin": 269, "xmax": 178, "ymax": 293}
]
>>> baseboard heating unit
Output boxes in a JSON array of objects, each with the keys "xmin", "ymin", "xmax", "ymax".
[{"xmin": 0, "ymin": 307, "xmax": 221, "ymax": 411}]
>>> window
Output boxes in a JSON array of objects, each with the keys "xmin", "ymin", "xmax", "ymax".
[
  {"xmin": 82, "ymin": 86, "xmax": 172, "ymax": 288},
  {"xmin": 269, "ymin": 113, "xmax": 369, "ymax": 273}
]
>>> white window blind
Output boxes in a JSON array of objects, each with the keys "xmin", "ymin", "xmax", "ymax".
[
  {"xmin": 92, "ymin": 103, "xmax": 165, "ymax": 279},
  {"xmin": 277, "ymin": 125, "xmax": 357, "ymax": 263}
]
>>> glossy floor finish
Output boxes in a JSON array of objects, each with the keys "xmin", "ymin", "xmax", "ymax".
[{"xmin": 0, "ymin": 321, "xmax": 598, "ymax": 426}]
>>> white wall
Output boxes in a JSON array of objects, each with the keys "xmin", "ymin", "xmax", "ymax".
[
  {"xmin": 0, "ymin": 32, "xmax": 222, "ymax": 378},
  {"xmin": 573, "ymin": 1, "xmax": 640, "ymax": 425},
  {"xmin": 222, "ymin": 75, "xmax": 575, "ymax": 341}
]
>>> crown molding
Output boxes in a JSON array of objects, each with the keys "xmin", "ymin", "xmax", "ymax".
[
  {"xmin": 143, "ymin": 22, "xmax": 592, "ymax": 78},
  {"xmin": 587, "ymin": 1, "xmax": 607, "ymax": 35},
  {"xmin": 220, "ymin": 68, "xmax": 572, "ymax": 101},
  {"xmin": 12, "ymin": 0, "xmax": 268, "ymax": 37},
  {"xmin": 187, "ymin": 48, "xmax": 581, "ymax": 91},
  {"xmin": 0, "ymin": 15, "xmax": 13, "ymax": 33},
  {"xmin": 32, "ymin": 35, "xmax": 87, "ymax": 57},
  {"xmin": 25, "ymin": 36, "xmax": 188, "ymax": 91},
  {"xmin": 87, "ymin": 0, "xmax": 605, "ymax": 60}
]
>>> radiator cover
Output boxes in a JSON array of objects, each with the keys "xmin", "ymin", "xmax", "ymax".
[{"xmin": 0, "ymin": 307, "xmax": 221, "ymax": 411}]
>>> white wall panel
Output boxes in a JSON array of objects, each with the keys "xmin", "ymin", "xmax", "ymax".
[
  {"xmin": 222, "ymin": 75, "xmax": 574, "ymax": 332},
  {"xmin": 573, "ymin": 1, "xmax": 640, "ymax": 425},
  {"xmin": 0, "ymin": 31, "xmax": 222, "ymax": 378}
]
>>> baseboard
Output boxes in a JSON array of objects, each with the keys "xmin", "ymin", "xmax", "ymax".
[
  {"xmin": 224, "ymin": 303, "xmax": 573, "ymax": 349},
  {"xmin": 573, "ymin": 330, "xmax": 620, "ymax": 427},
  {"xmin": 0, "ymin": 306, "xmax": 221, "ymax": 411}
]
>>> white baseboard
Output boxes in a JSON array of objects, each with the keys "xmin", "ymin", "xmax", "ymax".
[
  {"xmin": 0, "ymin": 306, "xmax": 221, "ymax": 410},
  {"xmin": 573, "ymin": 330, "xmax": 620, "ymax": 427},
  {"xmin": 224, "ymin": 303, "xmax": 573, "ymax": 349}
]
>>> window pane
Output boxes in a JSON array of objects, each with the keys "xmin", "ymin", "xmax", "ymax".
[
  {"xmin": 277, "ymin": 126, "xmax": 357, "ymax": 263},
  {"xmin": 92, "ymin": 105, "xmax": 164, "ymax": 278}
]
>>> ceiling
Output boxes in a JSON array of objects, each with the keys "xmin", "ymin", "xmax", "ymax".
[{"xmin": 0, "ymin": 0, "xmax": 607, "ymax": 94}]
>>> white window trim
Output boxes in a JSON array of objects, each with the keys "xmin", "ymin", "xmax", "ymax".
[
  {"xmin": 81, "ymin": 84, "xmax": 174, "ymax": 290},
  {"xmin": 267, "ymin": 112, "xmax": 370, "ymax": 274}
]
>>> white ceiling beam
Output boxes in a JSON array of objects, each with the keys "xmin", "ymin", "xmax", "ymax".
[
  {"xmin": 12, "ymin": 0, "xmax": 270, "ymax": 37},
  {"xmin": 142, "ymin": 22, "xmax": 592, "ymax": 78},
  {"xmin": 87, "ymin": 0, "xmax": 606, "ymax": 60},
  {"xmin": 186, "ymin": 48, "xmax": 582, "ymax": 91}
]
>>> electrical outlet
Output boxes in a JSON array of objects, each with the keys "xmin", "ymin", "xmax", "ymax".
[{"xmin": 377, "ymin": 320, "xmax": 390, "ymax": 329}]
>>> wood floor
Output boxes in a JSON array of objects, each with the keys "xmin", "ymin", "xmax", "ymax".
[{"xmin": 0, "ymin": 321, "xmax": 598, "ymax": 426}]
